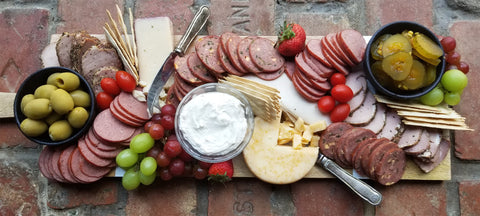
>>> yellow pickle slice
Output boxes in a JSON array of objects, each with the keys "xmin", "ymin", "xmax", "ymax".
[
  {"xmin": 381, "ymin": 34, "xmax": 412, "ymax": 57},
  {"xmin": 397, "ymin": 60, "xmax": 426, "ymax": 90},
  {"xmin": 411, "ymin": 32, "xmax": 444, "ymax": 60},
  {"xmin": 381, "ymin": 51, "xmax": 413, "ymax": 81}
]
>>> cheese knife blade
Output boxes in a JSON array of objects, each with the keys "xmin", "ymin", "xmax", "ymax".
[
  {"xmin": 147, "ymin": 5, "xmax": 210, "ymax": 116},
  {"xmin": 316, "ymin": 152, "xmax": 382, "ymax": 205}
]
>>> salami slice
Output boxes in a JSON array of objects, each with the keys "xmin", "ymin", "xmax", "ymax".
[
  {"xmin": 58, "ymin": 144, "xmax": 78, "ymax": 183},
  {"xmin": 87, "ymin": 128, "xmax": 117, "ymax": 151},
  {"xmin": 78, "ymin": 137, "xmax": 114, "ymax": 167},
  {"xmin": 219, "ymin": 32, "xmax": 237, "ymax": 53},
  {"xmin": 117, "ymin": 91, "xmax": 150, "ymax": 122},
  {"xmin": 218, "ymin": 43, "xmax": 244, "ymax": 76},
  {"xmin": 255, "ymin": 67, "xmax": 284, "ymax": 81},
  {"xmin": 337, "ymin": 29, "xmax": 367, "ymax": 64},
  {"xmin": 39, "ymin": 146, "xmax": 54, "ymax": 180},
  {"xmin": 238, "ymin": 36, "xmax": 262, "ymax": 74},
  {"xmin": 93, "ymin": 109, "xmax": 136, "ymax": 143},
  {"xmin": 249, "ymin": 37, "xmax": 285, "ymax": 72},
  {"xmin": 84, "ymin": 132, "xmax": 123, "ymax": 159},
  {"xmin": 110, "ymin": 97, "xmax": 144, "ymax": 127},
  {"xmin": 50, "ymin": 147, "xmax": 67, "ymax": 183},
  {"xmin": 174, "ymin": 54, "xmax": 203, "ymax": 85},
  {"xmin": 195, "ymin": 35, "xmax": 225, "ymax": 74},
  {"xmin": 226, "ymin": 35, "xmax": 248, "ymax": 73},
  {"xmin": 284, "ymin": 60, "xmax": 295, "ymax": 80},
  {"xmin": 306, "ymin": 39, "xmax": 332, "ymax": 68},
  {"xmin": 318, "ymin": 122, "xmax": 354, "ymax": 159},
  {"xmin": 187, "ymin": 52, "xmax": 217, "ymax": 83},
  {"xmin": 374, "ymin": 147, "xmax": 406, "ymax": 186},
  {"xmin": 69, "ymin": 147, "xmax": 104, "ymax": 183}
]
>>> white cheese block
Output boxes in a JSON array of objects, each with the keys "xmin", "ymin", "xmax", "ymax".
[{"xmin": 135, "ymin": 17, "xmax": 174, "ymax": 88}]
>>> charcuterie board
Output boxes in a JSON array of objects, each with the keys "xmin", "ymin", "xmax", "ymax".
[{"xmin": 1, "ymin": 33, "xmax": 451, "ymax": 181}]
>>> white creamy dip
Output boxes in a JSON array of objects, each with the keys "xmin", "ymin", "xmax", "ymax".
[{"xmin": 178, "ymin": 92, "xmax": 248, "ymax": 155}]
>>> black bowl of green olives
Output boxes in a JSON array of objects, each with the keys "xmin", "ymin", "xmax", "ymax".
[
  {"xmin": 364, "ymin": 21, "xmax": 446, "ymax": 99},
  {"xmin": 14, "ymin": 67, "xmax": 96, "ymax": 145}
]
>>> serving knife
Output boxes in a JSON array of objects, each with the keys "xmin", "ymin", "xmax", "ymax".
[
  {"xmin": 147, "ymin": 5, "xmax": 210, "ymax": 116},
  {"xmin": 316, "ymin": 152, "xmax": 382, "ymax": 205}
]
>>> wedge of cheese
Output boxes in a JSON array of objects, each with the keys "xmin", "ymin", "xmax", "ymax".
[
  {"xmin": 243, "ymin": 113, "xmax": 319, "ymax": 184},
  {"xmin": 135, "ymin": 17, "xmax": 174, "ymax": 89}
]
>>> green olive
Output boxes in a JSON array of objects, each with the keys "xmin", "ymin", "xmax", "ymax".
[
  {"xmin": 20, "ymin": 94, "xmax": 35, "ymax": 113},
  {"xmin": 49, "ymin": 120, "xmax": 72, "ymax": 141},
  {"xmin": 67, "ymin": 107, "xmax": 89, "ymax": 128},
  {"xmin": 50, "ymin": 89, "xmax": 74, "ymax": 115},
  {"xmin": 44, "ymin": 112, "xmax": 63, "ymax": 125},
  {"xmin": 55, "ymin": 72, "xmax": 80, "ymax": 91},
  {"xmin": 23, "ymin": 98, "xmax": 52, "ymax": 120},
  {"xmin": 20, "ymin": 118, "xmax": 48, "ymax": 137},
  {"xmin": 34, "ymin": 84, "xmax": 58, "ymax": 99},
  {"xmin": 46, "ymin": 73, "xmax": 60, "ymax": 86},
  {"xmin": 70, "ymin": 89, "xmax": 91, "ymax": 107}
]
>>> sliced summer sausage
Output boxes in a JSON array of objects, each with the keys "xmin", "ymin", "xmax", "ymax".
[
  {"xmin": 187, "ymin": 52, "xmax": 218, "ymax": 83},
  {"xmin": 249, "ymin": 37, "xmax": 285, "ymax": 72},
  {"xmin": 238, "ymin": 36, "xmax": 262, "ymax": 74},
  {"xmin": 174, "ymin": 54, "xmax": 203, "ymax": 85},
  {"xmin": 78, "ymin": 136, "xmax": 114, "ymax": 167},
  {"xmin": 306, "ymin": 39, "xmax": 332, "ymax": 68},
  {"xmin": 195, "ymin": 35, "xmax": 225, "ymax": 74},
  {"xmin": 93, "ymin": 109, "xmax": 137, "ymax": 143},
  {"xmin": 226, "ymin": 34, "xmax": 248, "ymax": 73},
  {"xmin": 337, "ymin": 29, "xmax": 367, "ymax": 64},
  {"xmin": 374, "ymin": 147, "xmax": 406, "ymax": 186},
  {"xmin": 337, "ymin": 127, "xmax": 376, "ymax": 168},
  {"xmin": 117, "ymin": 91, "xmax": 150, "ymax": 122},
  {"xmin": 39, "ymin": 146, "xmax": 54, "ymax": 180},
  {"xmin": 58, "ymin": 144, "xmax": 78, "ymax": 183}
]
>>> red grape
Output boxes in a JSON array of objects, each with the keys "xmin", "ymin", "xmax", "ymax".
[
  {"xmin": 146, "ymin": 144, "xmax": 161, "ymax": 158},
  {"xmin": 151, "ymin": 114, "xmax": 162, "ymax": 124},
  {"xmin": 149, "ymin": 123, "xmax": 165, "ymax": 140},
  {"xmin": 156, "ymin": 151, "xmax": 171, "ymax": 167},
  {"xmin": 167, "ymin": 134, "xmax": 177, "ymax": 141},
  {"xmin": 193, "ymin": 166, "xmax": 208, "ymax": 180},
  {"xmin": 161, "ymin": 104, "xmax": 176, "ymax": 116},
  {"xmin": 457, "ymin": 61, "xmax": 470, "ymax": 74},
  {"xmin": 441, "ymin": 36, "xmax": 456, "ymax": 53},
  {"xmin": 198, "ymin": 161, "xmax": 212, "ymax": 169},
  {"xmin": 160, "ymin": 115, "xmax": 175, "ymax": 130},
  {"xmin": 164, "ymin": 140, "xmax": 182, "ymax": 158},
  {"xmin": 446, "ymin": 51, "xmax": 461, "ymax": 65},
  {"xmin": 159, "ymin": 168, "xmax": 173, "ymax": 181},
  {"xmin": 169, "ymin": 158, "xmax": 185, "ymax": 176},
  {"xmin": 144, "ymin": 121, "xmax": 154, "ymax": 132},
  {"xmin": 178, "ymin": 149, "xmax": 194, "ymax": 162}
]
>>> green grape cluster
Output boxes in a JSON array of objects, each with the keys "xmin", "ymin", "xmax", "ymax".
[
  {"xmin": 116, "ymin": 133, "xmax": 157, "ymax": 190},
  {"xmin": 420, "ymin": 69, "xmax": 468, "ymax": 106}
]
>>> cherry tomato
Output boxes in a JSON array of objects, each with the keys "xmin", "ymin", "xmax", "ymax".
[
  {"xmin": 160, "ymin": 104, "xmax": 177, "ymax": 116},
  {"xmin": 100, "ymin": 77, "xmax": 120, "ymax": 96},
  {"xmin": 330, "ymin": 103, "xmax": 350, "ymax": 123},
  {"xmin": 317, "ymin": 96, "xmax": 335, "ymax": 113},
  {"xmin": 96, "ymin": 92, "xmax": 113, "ymax": 110},
  {"xmin": 115, "ymin": 71, "xmax": 136, "ymax": 92},
  {"xmin": 330, "ymin": 73, "xmax": 346, "ymax": 86},
  {"xmin": 149, "ymin": 123, "xmax": 165, "ymax": 140},
  {"xmin": 330, "ymin": 84, "xmax": 354, "ymax": 103}
]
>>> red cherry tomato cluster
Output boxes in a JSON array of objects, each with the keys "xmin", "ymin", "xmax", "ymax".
[
  {"xmin": 96, "ymin": 71, "xmax": 137, "ymax": 110},
  {"xmin": 317, "ymin": 73, "xmax": 354, "ymax": 123},
  {"xmin": 440, "ymin": 36, "xmax": 470, "ymax": 74}
]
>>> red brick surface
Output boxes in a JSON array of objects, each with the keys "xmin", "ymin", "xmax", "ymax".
[
  {"xmin": 57, "ymin": 0, "xmax": 125, "ymax": 34},
  {"xmin": 459, "ymin": 181, "xmax": 480, "ymax": 216},
  {"xmin": 285, "ymin": 13, "xmax": 351, "ymax": 36},
  {"xmin": 135, "ymin": 0, "xmax": 194, "ymax": 35},
  {"xmin": 365, "ymin": 0, "xmax": 434, "ymax": 34},
  {"xmin": 0, "ymin": 120, "xmax": 37, "ymax": 148},
  {"xmin": 450, "ymin": 21, "xmax": 480, "ymax": 160},
  {"xmin": 208, "ymin": 0, "xmax": 276, "ymax": 36},
  {"xmin": 125, "ymin": 179, "xmax": 197, "ymax": 216},
  {"xmin": 291, "ymin": 179, "xmax": 365, "ymax": 215},
  {"xmin": 0, "ymin": 9, "xmax": 49, "ymax": 92},
  {"xmin": 47, "ymin": 179, "xmax": 118, "ymax": 209},
  {"xmin": 0, "ymin": 160, "xmax": 40, "ymax": 215},
  {"xmin": 208, "ymin": 179, "xmax": 274, "ymax": 215},
  {"xmin": 375, "ymin": 182, "xmax": 447, "ymax": 216}
]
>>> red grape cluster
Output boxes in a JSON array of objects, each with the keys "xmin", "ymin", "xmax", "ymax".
[
  {"xmin": 144, "ymin": 104, "xmax": 212, "ymax": 181},
  {"xmin": 440, "ymin": 36, "xmax": 470, "ymax": 74}
]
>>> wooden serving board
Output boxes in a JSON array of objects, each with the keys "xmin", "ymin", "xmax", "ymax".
[{"xmin": 2, "ymin": 34, "xmax": 451, "ymax": 181}]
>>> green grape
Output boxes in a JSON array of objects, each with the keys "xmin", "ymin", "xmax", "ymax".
[
  {"xmin": 116, "ymin": 148, "xmax": 139, "ymax": 168},
  {"xmin": 122, "ymin": 168, "xmax": 141, "ymax": 190},
  {"xmin": 130, "ymin": 133, "xmax": 155, "ymax": 153},
  {"xmin": 441, "ymin": 69, "xmax": 468, "ymax": 92},
  {"xmin": 444, "ymin": 91, "xmax": 461, "ymax": 106},
  {"xmin": 420, "ymin": 87, "xmax": 444, "ymax": 106},
  {"xmin": 140, "ymin": 156, "xmax": 158, "ymax": 176},
  {"xmin": 139, "ymin": 172, "xmax": 156, "ymax": 185}
]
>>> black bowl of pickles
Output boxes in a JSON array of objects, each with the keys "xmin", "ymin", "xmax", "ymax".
[
  {"xmin": 14, "ymin": 67, "xmax": 96, "ymax": 145},
  {"xmin": 364, "ymin": 21, "xmax": 446, "ymax": 99}
]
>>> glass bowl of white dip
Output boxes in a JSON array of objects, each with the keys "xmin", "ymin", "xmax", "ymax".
[{"xmin": 174, "ymin": 83, "xmax": 254, "ymax": 163}]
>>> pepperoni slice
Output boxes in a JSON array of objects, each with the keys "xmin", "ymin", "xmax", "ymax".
[
  {"xmin": 195, "ymin": 35, "xmax": 225, "ymax": 74},
  {"xmin": 249, "ymin": 37, "xmax": 285, "ymax": 72}
]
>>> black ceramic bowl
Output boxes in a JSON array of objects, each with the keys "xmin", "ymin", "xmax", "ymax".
[
  {"xmin": 364, "ymin": 21, "xmax": 446, "ymax": 99},
  {"xmin": 14, "ymin": 67, "xmax": 96, "ymax": 145}
]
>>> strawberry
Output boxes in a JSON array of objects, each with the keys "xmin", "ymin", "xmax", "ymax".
[
  {"xmin": 276, "ymin": 21, "xmax": 306, "ymax": 57},
  {"xmin": 207, "ymin": 160, "xmax": 234, "ymax": 183}
]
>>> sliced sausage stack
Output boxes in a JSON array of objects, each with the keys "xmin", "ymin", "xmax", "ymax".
[
  {"xmin": 168, "ymin": 33, "xmax": 286, "ymax": 106},
  {"xmin": 56, "ymin": 31, "xmax": 123, "ymax": 96},
  {"xmin": 319, "ymin": 122, "xmax": 406, "ymax": 186},
  {"xmin": 289, "ymin": 29, "xmax": 366, "ymax": 102}
]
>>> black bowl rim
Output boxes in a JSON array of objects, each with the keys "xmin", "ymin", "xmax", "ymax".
[
  {"xmin": 14, "ymin": 66, "xmax": 96, "ymax": 146},
  {"xmin": 363, "ymin": 20, "xmax": 446, "ymax": 99}
]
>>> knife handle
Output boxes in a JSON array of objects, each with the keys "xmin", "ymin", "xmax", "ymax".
[
  {"xmin": 317, "ymin": 154, "xmax": 382, "ymax": 206},
  {"xmin": 174, "ymin": 5, "xmax": 210, "ymax": 55}
]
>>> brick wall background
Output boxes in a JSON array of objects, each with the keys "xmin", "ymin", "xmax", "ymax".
[{"xmin": 1, "ymin": 0, "xmax": 479, "ymax": 215}]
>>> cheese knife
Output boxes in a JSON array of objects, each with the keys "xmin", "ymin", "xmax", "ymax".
[
  {"xmin": 147, "ymin": 5, "xmax": 210, "ymax": 116},
  {"xmin": 316, "ymin": 153, "xmax": 383, "ymax": 205}
]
